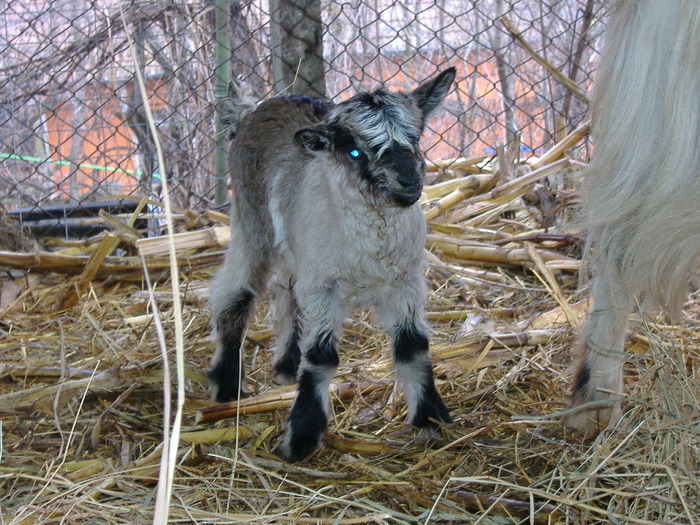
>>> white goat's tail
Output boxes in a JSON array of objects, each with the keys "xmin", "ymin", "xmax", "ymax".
[
  {"xmin": 218, "ymin": 78, "xmax": 258, "ymax": 139},
  {"xmin": 581, "ymin": 0, "xmax": 700, "ymax": 317}
]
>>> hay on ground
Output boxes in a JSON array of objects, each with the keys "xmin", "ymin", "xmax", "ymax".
[{"xmin": 0, "ymin": 142, "xmax": 698, "ymax": 524}]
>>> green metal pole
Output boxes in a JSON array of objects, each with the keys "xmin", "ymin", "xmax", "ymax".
[{"xmin": 214, "ymin": 0, "xmax": 231, "ymax": 206}]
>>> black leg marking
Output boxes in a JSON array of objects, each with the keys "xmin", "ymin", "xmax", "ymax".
[
  {"xmin": 305, "ymin": 332, "xmax": 339, "ymax": 368},
  {"xmin": 394, "ymin": 322, "xmax": 451, "ymax": 429},
  {"xmin": 394, "ymin": 322, "xmax": 429, "ymax": 364},
  {"xmin": 283, "ymin": 369, "xmax": 329, "ymax": 462},
  {"xmin": 209, "ymin": 289, "xmax": 255, "ymax": 403},
  {"xmin": 280, "ymin": 332, "xmax": 338, "ymax": 462},
  {"xmin": 410, "ymin": 370, "xmax": 452, "ymax": 429},
  {"xmin": 273, "ymin": 320, "xmax": 301, "ymax": 381}
]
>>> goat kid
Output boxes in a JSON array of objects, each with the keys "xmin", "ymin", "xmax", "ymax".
[
  {"xmin": 564, "ymin": 0, "xmax": 700, "ymax": 434},
  {"xmin": 210, "ymin": 68, "xmax": 456, "ymax": 462}
]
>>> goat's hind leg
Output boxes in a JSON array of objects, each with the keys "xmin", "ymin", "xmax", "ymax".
[
  {"xmin": 209, "ymin": 223, "xmax": 271, "ymax": 403},
  {"xmin": 269, "ymin": 274, "xmax": 302, "ymax": 385}
]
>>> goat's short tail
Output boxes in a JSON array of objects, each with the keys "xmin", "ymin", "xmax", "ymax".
[{"xmin": 218, "ymin": 78, "xmax": 258, "ymax": 139}]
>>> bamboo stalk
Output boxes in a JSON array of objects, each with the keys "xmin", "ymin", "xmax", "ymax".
[
  {"xmin": 425, "ymin": 155, "xmax": 489, "ymax": 172},
  {"xmin": 426, "ymin": 233, "xmax": 576, "ymax": 269},
  {"xmin": 135, "ymin": 226, "xmax": 230, "ymax": 257}
]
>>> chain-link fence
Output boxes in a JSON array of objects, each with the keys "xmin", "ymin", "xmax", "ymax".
[{"xmin": 0, "ymin": 0, "xmax": 608, "ymax": 240}]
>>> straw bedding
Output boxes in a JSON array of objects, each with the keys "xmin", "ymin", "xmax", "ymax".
[{"xmin": 0, "ymin": 138, "xmax": 698, "ymax": 524}]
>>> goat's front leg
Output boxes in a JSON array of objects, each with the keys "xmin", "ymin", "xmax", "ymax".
[
  {"xmin": 277, "ymin": 290, "xmax": 342, "ymax": 463},
  {"xmin": 563, "ymin": 274, "xmax": 631, "ymax": 434},
  {"xmin": 378, "ymin": 285, "xmax": 451, "ymax": 433},
  {"xmin": 392, "ymin": 319, "xmax": 451, "ymax": 431}
]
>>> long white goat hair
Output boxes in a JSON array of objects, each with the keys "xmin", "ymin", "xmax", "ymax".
[{"xmin": 565, "ymin": 0, "xmax": 700, "ymax": 433}]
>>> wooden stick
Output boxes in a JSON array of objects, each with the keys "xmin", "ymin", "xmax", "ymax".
[
  {"xmin": 60, "ymin": 233, "xmax": 119, "ymax": 309},
  {"xmin": 196, "ymin": 379, "xmax": 390, "ymax": 424},
  {"xmin": 499, "ymin": 16, "xmax": 589, "ymax": 104},
  {"xmin": 455, "ymin": 491, "xmax": 562, "ymax": 525}
]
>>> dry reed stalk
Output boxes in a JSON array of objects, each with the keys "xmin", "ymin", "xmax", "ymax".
[
  {"xmin": 60, "ymin": 233, "xmax": 119, "ymax": 309},
  {"xmin": 2, "ymin": 144, "xmax": 698, "ymax": 524},
  {"xmin": 422, "ymin": 173, "xmax": 494, "ymax": 201},
  {"xmin": 135, "ymin": 226, "xmax": 230, "ymax": 257},
  {"xmin": 447, "ymin": 158, "xmax": 570, "ymax": 223},
  {"xmin": 427, "ymin": 232, "xmax": 575, "ymax": 269},
  {"xmin": 0, "ymin": 368, "xmax": 119, "ymax": 412},
  {"xmin": 425, "ymin": 155, "xmax": 488, "ymax": 173},
  {"xmin": 422, "ymin": 175, "xmax": 495, "ymax": 220},
  {"xmin": 529, "ymin": 120, "xmax": 590, "ymax": 170}
]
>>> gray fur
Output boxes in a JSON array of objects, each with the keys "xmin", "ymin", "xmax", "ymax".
[{"xmin": 210, "ymin": 68, "xmax": 456, "ymax": 462}]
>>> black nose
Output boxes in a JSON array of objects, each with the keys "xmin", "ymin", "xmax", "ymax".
[{"xmin": 397, "ymin": 172, "xmax": 420, "ymax": 189}]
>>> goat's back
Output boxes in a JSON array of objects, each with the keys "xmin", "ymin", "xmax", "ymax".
[{"xmin": 229, "ymin": 96, "xmax": 331, "ymax": 187}]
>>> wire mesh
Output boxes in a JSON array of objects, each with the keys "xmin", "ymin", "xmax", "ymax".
[{"xmin": 0, "ymin": 0, "xmax": 608, "ymax": 238}]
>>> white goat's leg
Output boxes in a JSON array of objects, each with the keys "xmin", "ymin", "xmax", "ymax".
[
  {"xmin": 269, "ymin": 274, "xmax": 301, "ymax": 385},
  {"xmin": 563, "ymin": 275, "xmax": 632, "ymax": 434},
  {"xmin": 277, "ymin": 288, "xmax": 343, "ymax": 462}
]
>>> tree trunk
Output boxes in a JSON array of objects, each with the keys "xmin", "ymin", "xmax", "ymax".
[
  {"xmin": 124, "ymin": 22, "xmax": 157, "ymax": 196},
  {"xmin": 492, "ymin": 0, "xmax": 517, "ymax": 147},
  {"xmin": 561, "ymin": 0, "xmax": 595, "ymax": 126},
  {"xmin": 269, "ymin": 0, "xmax": 326, "ymax": 97}
]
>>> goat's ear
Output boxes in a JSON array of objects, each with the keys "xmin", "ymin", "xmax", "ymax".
[
  {"xmin": 411, "ymin": 67, "xmax": 456, "ymax": 117},
  {"xmin": 295, "ymin": 127, "xmax": 331, "ymax": 152}
]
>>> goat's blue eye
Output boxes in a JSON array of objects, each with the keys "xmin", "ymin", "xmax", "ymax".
[{"xmin": 348, "ymin": 148, "xmax": 361, "ymax": 158}]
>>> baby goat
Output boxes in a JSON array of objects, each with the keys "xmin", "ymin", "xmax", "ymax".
[
  {"xmin": 564, "ymin": 0, "xmax": 700, "ymax": 434},
  {"xmin": 210, "ymin": 68, "xmax": 456, "ymax": 462}
]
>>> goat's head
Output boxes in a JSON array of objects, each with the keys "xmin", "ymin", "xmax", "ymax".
[{"xmin": 294, "ymin": 68, "xmax": 456, "ymax": 208}]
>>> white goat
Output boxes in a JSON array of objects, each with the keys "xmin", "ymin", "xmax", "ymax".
[
  {"xmin": 564, "ymin": 0, "xmax": 700, "ymax": 433},
  {"xmin": 210, "ymin": 68, "xmax": 456, "ymax": 462}
]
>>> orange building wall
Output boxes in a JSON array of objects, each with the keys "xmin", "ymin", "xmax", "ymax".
[{"xmin": 43, "ymin": 78, "xmax": 169, "ymax": 199}]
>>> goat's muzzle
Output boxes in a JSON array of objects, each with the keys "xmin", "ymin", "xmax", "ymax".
[
  {"xmin": 383, "ymin": 145, "xmax": 424, "ymax": 207},
  {"xmin": 390, "ymin": 180, "xmax": 423, "ymax": 207}
]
